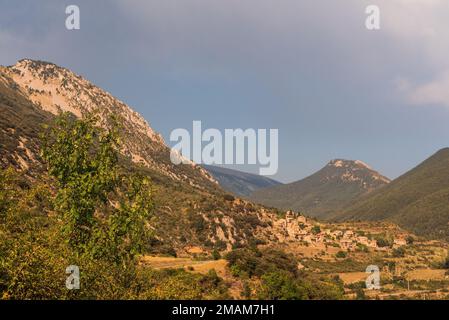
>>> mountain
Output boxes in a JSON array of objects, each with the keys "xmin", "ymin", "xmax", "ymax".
[
  {"xmin": 0, "ymin": 59, "xmax": 278, "ymax": 253},
  {"xmin": 336, "ymin": 148, "xmax": 449, "ymax": 240},
  {"xmin": 202, "ymin": 165, "xmax": 282, "ymax": 197},
  {"xmin": 0, "ymin": 59, "xmax": 216, "ymax": 186},
  {"xmin": 250, "ymin": 159, "xmax": 390, "ymax": 219}
]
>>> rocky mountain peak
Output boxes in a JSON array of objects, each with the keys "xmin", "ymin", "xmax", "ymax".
[
  {"xmin": 328, "ymin": 159, "xmax": 371, "ymax": 169},
  {"xmin": 5, "ymin": 59, "xmax": 162, "ymax": 143},
  {"xmin": 1, "ymin": 59, "xmax": 215, "ymax": 185},
  {"xmin": 325, "ymin": 159, "xmax": 390, "ymax": 186}
]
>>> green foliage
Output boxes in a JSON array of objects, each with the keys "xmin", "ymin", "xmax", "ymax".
[
  {"xmin": 223, "ymin": 194, "xmax": 235, "ymax": 202},
  {"xmin": 40, "ymin": 113, "xmax": 154, "ymax": 264},
  {"xmin": 392, "ymin": 247, "xmax": 406, "ymax": 258},
  {"xmin": 211, "ymin": 249, "xmax": 221, "ymax": 261},
  {"xmin": 375, "ymin": 234, "xmax": 393, "ymax": 248},
  {"xmin": 40, "ymin": 113, "xmax": 121, "ymax": 249},
  {"xmin": 137, "ymin": 268, "xmax": 230, "ymax": 300},
  {"xmin": 241, "ymin": 281, "xmax": 251, "ymax": 299},
  {"xmin": 335, "ymin": 251, "xmax": 347, "ymax": 259},
  {"xmin": 311, "ymin": 225, "xmax": 321, "ymax": 235},
  {"xmin": 226, "ymin": 247, "xmax": 344, "ymax": 300},
  {"xmin": 257, "ymin": 270, "xmax": 307, "ymax": 300},
  {"xmin": 406, "ymin": 235, "xmax": 415, "ymax": 245},
  {"xmin": 0, "ymin": 114, "xmax": 199, "ymax": 299},
  {"xmin": 225, "ymin": 247, "xmax": 298, "ymax": 278}
]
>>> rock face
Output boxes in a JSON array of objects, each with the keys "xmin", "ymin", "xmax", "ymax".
[
  {"xmin": 0, "ymin": 59, "xmax": 215, "ymax": 186},
  {"xmin": 250, "ymin": 159, "xmax": 390, "ymax": 220}
]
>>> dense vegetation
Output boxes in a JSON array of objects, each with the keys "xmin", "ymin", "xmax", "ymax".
[
  {"xmin": 225, "ymin": 247, "xmax": 345, "ymax": 300},
  {"xmin": 0, "ymin": 113, "xmax": 229, "ymax": 299}
]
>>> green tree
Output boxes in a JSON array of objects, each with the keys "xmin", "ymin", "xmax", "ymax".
[
  {"xmin": 40, "ymin": 113, "xmax": 155, "ymax": 271},
  {"xmin": 41, "ymin": 113, "xmax": 120, "ymax": 250},
  {"xmin": 257, "ymin": 270, "xmax": 307, "ymax": 300},
  {"xmin": 311, "ymin": 226, "xmax": 321, "ymax": 235}
]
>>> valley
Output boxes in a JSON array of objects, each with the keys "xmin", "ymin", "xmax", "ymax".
[{"xmin": 1, "ymin": 59, "xmax": 449, "ymax": 300}]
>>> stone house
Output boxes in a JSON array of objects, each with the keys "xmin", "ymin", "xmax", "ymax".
[{"xmin": 393, "ymin": 238, "xmax": 407, "ymax": 248}]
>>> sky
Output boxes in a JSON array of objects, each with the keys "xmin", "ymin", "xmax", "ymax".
[{"xmin": 1, "ymin": 0, "xmax": 449, "ymax": 183}]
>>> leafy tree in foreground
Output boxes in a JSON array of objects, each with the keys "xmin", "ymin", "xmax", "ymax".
[
  {"xmin": 1, "ymin": 113, "xmax": 230, "ymax": 300},
  {"xmin": 40, "ymin": 112, "xmax": 154, "ymax": 264},
  {"xmin": 40, "ymin": 113, "xmax": 120, "ymax": 250}
]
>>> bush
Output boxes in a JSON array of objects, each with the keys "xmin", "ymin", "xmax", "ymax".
[
  {"xmin": 1, "ymin": 114, "xmax": 223, "ymax": 300},
  {"xmin": 241, "ymin": 281, "xmax": 251, "ymax": 299},
  {"xmin": 311, "ymin": 226, "xmax": 321, "ymax": 235},
  {"xmin": 406, "ymin": 235, "xmax": 415, "ymax": 245},
  {"xmin": 392, "ymin": 247, "xmax": 406, "ymax": 258},
  {"xmin": 225, "ymin": 248, "xmax": 298, "ymax": 278},
  {"xmin": 335, "ymin": 251, "xmax": 347, "ymax": 259},
  {"xmin": 375, "ymin": 234, "xmax": 393, "ymax": 248},
  {"xmin": 442, "ymin": 254, "xmax": 449, "ymax": 269},
  {"xmin": 223, "ymin": 194, "xmax": 235, "ymax": 202},
  {"xmin": 257, "ymin": 270, "xmax": 307, "ymax": 300},
  {"xmin": 212, "ymin": 249, "xmax": 221, "ymax": 260}
]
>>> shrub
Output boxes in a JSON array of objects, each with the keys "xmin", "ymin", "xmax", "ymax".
[
  {"xmin": 212, "ymin": 249, "xmax": 221, "ymax": 260},
  {"xmin": 223, "ymin": 194, "xmax": 235, "ymax": 202},
  {"xmin": 375, "ymin": 234, "xmax": 393, "ymax": 248},
  {"xmin": 257, "ymin": 270, "xmax": 307, "ymax": 300},
  {"xmin": 392, "ymin": 247, "xmax": 406, "ymax": 258},
  {"xmin": 406, "ymin": 236, "xmax": 415, "ymax": 245},
  {"xmin": 311, "ymin": 226, "xmax": 321, "ymax": 235},
  {"xmin": 442, "ymin": 254, "xmax": 449, "ymax": 269},
  {"xmin": 225, "ymin": 248, "xmax": 298, "ymax": 278}
]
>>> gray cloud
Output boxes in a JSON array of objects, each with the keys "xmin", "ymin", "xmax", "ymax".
[{"xmin": 1, "ymin": 0, "xmax": 449, "ymax": 181}]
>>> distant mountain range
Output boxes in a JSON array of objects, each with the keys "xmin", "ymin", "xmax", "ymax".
[
  {"xmin": 250, "ymin": 159, "xmax": 390, "ymax": 220},
  {"xmin": 337, "ymin": 148, "xmax": 449, "ymax": 241},
  {"xmin": 202, "ymin": 165, "xmax": 282, "ymax": 197},
  {"xmin": 3, "ymin": 59, "xmax": 449, "ymax": 244}
]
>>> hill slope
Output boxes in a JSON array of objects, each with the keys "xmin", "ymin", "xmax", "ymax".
[
  {"xmin": 0, "ymin": 59, "xmax": 217, "ymax": 187},
  {"xmin": 0, "ymin": 59, "xmax": 280, "ymax": 254},
  {"xmin": 250, "ymin": 159, "xmax": 390, "ymax": 219},
  {"xmin": 337, "ymin": 148, "xmax": 449, "ymax": 240},
  {"xmin": 203, "ymin": 165, "xmax": 282, "ymax": 197}
]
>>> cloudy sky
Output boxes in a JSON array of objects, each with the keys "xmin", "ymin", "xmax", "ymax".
[{"xmin": 1, "ymin": 0, "xmax": 449, "ymax": 182}]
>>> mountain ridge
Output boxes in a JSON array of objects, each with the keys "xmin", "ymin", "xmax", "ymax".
[
  {"xmin": 202, "ymin": 164, "xmax": 282, "ymax": 197},
  {"xmin": 0, "ymin": 58, "xmax": 283, "ymax": 254},
  {"xmin": 1, "ymin": 58, "xmax": 217, "ymax": 187},
  {"xmin": 336, "ymin": 148, "xmax": 449, "ymax": 240}
]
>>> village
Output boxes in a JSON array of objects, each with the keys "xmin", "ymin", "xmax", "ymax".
[{"xmin": 272, "ymin": 210, "xmax": 408, "ymax": 253}]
